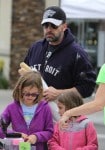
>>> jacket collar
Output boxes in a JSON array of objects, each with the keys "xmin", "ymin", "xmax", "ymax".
[{"xmin": 76, "ymin": 115, "xmax": 88, "ymax": 123}]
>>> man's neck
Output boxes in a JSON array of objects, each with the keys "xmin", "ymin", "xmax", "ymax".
[
  {"xmin": 49, "ymin": 40, "xmax": 62, "ymax": 46},
  {"xmin": 49, "ymin": 33, "xmax": 64, "ymax": 46}
]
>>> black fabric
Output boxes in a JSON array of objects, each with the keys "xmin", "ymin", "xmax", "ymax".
[{"xmin": 42, "ymin": 6, "xmax": 66, "ymax": 23}]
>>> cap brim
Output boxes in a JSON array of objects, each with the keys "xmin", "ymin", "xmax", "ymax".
[{"xmin": 41, "ymin": 18, "xmax": 62, "ymax": 26}]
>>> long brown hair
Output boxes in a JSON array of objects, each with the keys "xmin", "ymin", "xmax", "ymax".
[
  {"xmin": 57, "ymin": 91, "xmax": 83, "ymax": 111},
  {"xmin": 13, "ymin": 71, "xmax": 43, "ymax": 103}
]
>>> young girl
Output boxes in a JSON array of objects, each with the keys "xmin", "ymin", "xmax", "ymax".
[
  {"xmin": 0, "ymin": 71, "xmax": 53, "ymax": 150},
  {"xmin": 48, "ymin": 91, "xmax": 98, "ymax": 150}
]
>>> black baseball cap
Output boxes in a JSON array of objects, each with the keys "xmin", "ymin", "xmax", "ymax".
[{"xmin": 41, "ymin": 6, "xmax": 66, "ymax": 26}]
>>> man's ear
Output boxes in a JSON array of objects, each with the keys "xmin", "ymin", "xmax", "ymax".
[{"xmin": 63, "ymin": 23, "xmax": 67, "ymax": 32}]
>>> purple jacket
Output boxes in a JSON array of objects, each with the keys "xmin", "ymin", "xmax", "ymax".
[
  {"xmin": 48, "ymin": 115, "xmax": 98, "ymax": 150},
  {"xmin": 0, "ymin": 100, "xmax": 54, "ymax": 150},
  {"xmin": 24, "ymin": 29, "xmax": 96, "ymax": 98}
]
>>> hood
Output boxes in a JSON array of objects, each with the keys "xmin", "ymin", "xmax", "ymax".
[
  {"xmin": 42, "ymin": 28, "xmax": 75, "ymax": 51},
  {"xmin": 14, "ymin": 99, "xmax": 48, "ymax": 114},
  {"xmin": 75, "ymin": 115, "xmax": 88, "ymax": 123},
  {"xmin": 35, "ymin": 99, "xmax": 48, "ymax": 114},
  {"xmin": 59, "ymin": 28, "xmax": 75, "ymax": 48}
]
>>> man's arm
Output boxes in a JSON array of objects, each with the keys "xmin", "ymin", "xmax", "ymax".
[{"xmin": 43, "ymin": 86, "xmax": 81, "ymax": 101}]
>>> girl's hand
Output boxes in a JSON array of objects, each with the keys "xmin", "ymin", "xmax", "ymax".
[
  {"xmin": 26, "ymin": 134, "xmax": 37, "ymax": 144},
  {"xmin": 21, "ymin": 133, "xmax": 28, "ymax": 140}
]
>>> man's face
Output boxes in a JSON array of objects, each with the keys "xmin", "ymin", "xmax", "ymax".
[{"xmin": 42, "ymin": 22, "xmax": 67, "ymax": 45}]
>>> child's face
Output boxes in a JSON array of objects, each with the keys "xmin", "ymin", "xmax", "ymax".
[
  {"xmin": 22, "ymin": 86, "xmax": 39, "ymax": 106},
  {"xmin": 57, "ymin": 101, "xmax": 66, "ymax": 116}
]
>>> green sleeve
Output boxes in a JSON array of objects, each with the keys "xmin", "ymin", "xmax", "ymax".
[{"xmin": 96, "ymin": 64, "xmax": 105, "ymax": 84}]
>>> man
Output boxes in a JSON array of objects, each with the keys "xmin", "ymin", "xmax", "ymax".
[{"xmin": 21, "ymin": 6, "xmax": 96, "ymax": 101}]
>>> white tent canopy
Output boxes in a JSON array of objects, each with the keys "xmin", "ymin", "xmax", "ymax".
[{"xmin": 61, "ymin": 0, "xmax": 105, "ymax": 19}]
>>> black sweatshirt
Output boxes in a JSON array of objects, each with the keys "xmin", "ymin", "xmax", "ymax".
[{"xmin": 24, "ymin": 29, "xmax": 96, "ymax": 98}]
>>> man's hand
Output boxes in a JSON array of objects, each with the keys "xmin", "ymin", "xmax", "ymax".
[{"xmin": 43, "ymin": 86, "xmax": 60, "ymax": 101}]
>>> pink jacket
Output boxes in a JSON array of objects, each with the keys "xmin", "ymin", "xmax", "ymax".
[{"xmin": 48, "ymin": 115, "xmax": 98, "ymax": 150}]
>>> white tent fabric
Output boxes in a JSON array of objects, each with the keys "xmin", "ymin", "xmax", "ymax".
[{"xmin": 61, "ymin": 0, "xmax": 105, "ymax": 19}]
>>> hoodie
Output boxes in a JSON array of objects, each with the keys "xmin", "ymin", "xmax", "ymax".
[
  {"xmin": 24, "ymin": 29, "xmax": 96, "ymax": 98},
  {"xmin": 0, "ymin": 100, "xmax": 53, "ymax": 150},
  {"xmin": 48, "ymin": 115, "xmax": 98, "ymax": 150}
]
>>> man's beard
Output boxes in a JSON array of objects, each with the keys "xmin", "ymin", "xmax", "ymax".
[
  {"xmin": 45, "ymin": 33, "xmax": 61, "ymax": 43},
  {"xmin": 46, "ymin": 36, "xmax": 60, "ymax": 42}
]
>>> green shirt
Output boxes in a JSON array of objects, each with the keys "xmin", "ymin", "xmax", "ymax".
[
  {"xmin": 96, "ymin": 64, "xmax": 105, "ymax": 125},
  {"xmin": 96, "ymin": 64, "xmax": 105, "ymax": 84}
]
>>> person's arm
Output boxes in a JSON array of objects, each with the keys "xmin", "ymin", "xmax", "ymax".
[
  {"xmin": 43, "ymin": 86, "xmax": 80, "ymax": 101},
  {"xmin": 59, "ymin": 83, "xmax": 105, "ymax": 126},
  {"xmin": 70, "ymin": 51, "xmax": 96, "ymax": 98}
]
